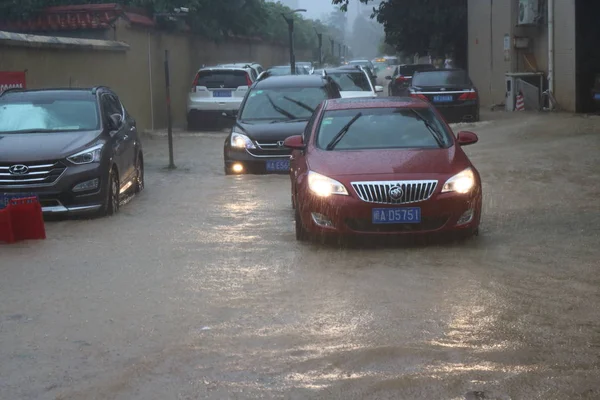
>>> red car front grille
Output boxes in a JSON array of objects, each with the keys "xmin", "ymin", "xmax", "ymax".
[{"xmin": 351, "ymin": 180, "xmax": 438, "ymax": 205}]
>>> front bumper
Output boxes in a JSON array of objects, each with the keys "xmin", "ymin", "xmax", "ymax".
[
  {"xmin": 1, "ymin": 163, "xmax": 107, "ymax": 215},
  {"xmin": 298, "ymin": 188, "xmax": 482, "ymax": 236},
  {"xmin": 224, "ymin": 147, "xmax": 292, "ymax": 174}
]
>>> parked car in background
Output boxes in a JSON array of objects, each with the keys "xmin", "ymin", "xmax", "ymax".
[
  {"xmin": 223, "ymin": 74, "xmax": 341, "ymax": 175},
  {"xmin": 296, "ymin": 61, "xmax": 314, "ymax": 74},
  {"xmin": 284, "ymin": 97, "xmax": 482, "ymax": 241},
  {"xmin": 217, "ymin": 63, "xmax": 265, "ymax": 80},
  {"xmin": 187, "ymin": 65, "xmax": 256, "ymax": 130},
  {"xmin": 348, "ymin": 59, "xmax": 376, "ymax": 77},
  {"xmin": 0, "ymin": 86, "xmax": 144, "ymax": 216},
  {"xmin": 322, "ymin": 67, "xmax": 383, "ymax": 98},
  {"xmin": 263, "ymin": 65, "xmax": 311, "ymax": 77},
  {"xmin": 386, "ymin": 63, "xmax": 436, "ymax": 96},
  {"xmin": 409, "ymin": 69, "xmax": 480, "ymax": 123}
]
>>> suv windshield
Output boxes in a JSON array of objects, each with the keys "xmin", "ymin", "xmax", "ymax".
[
  {"xmin": 240, "ymin": 87, "xmax": 327, "ymax": 121},
  {"xmin": 0, "ymin": 98, "xmax": 99, "ymax": 133},
  {"xmin": 194, "ymin": 70, "xmax": 249, "ymax": 89},
  {"xmin": 399, "ymin": 64, "xmax": 436, "ymax": 76},
  {"xmin": 412, "ymin": 70, "xmax": 470, "ymax": 87},
  {"xmin": 316, "ymin": 107, "xmax": 453, "ymax": 150},
  {"xmin": 327, "ymin": 71, "xmax": 372, "ymax": 91}
]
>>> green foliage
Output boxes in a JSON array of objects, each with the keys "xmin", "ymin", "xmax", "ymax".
[
  {"xmin": 0, "ymin": 0, "xmax": 337, "ymax": 51},
  {"xmin": 332, "ymin": 0, "xmax": 467, "ymax": 64}
]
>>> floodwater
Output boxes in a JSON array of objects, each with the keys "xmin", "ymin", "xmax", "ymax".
[{"xmin": 1, "ymin": 111, "xmax": 600, "ymax": 399}]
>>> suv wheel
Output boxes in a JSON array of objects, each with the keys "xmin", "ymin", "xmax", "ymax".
[
  {"xmin": 101, "ymin": 168, "xmax": 120, "ymax": 216},
  {"xmin": 134, "ymin": 154, "xmax": 144, "ymax": 193}
]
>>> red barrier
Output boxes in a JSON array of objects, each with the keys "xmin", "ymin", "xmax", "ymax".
[
  {"xmin": 9, "ymin": 197, "xmax": 46, "ymax": 242},
  {"xmin": 0, "ymin": 206, "xmax": 15, "ymax": 244}
]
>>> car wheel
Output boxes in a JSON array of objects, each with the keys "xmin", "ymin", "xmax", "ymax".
[
  {"xmin": 294, "ymin": 197, "xmax": 308, "ymax": 241},
  {"xmin": 134, "ymin": 154, "xmax": 144, "ymax": 193},
  {"xmin": 101, "ymin": 168, "xmax": 120, "ymax": 216}
]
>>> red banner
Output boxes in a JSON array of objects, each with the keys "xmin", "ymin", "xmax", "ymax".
[{"xmin": 0, "ymin": 71, "xmax": 26, "ymax": 94}]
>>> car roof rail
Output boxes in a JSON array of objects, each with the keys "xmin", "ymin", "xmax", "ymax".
[
  {"xmin": 91, "ymin": 86, "xmax": 111, "ymax": 95},
  {"xmin": 321, "ymin": 69, "xmax": 328, "ymax": 77}
]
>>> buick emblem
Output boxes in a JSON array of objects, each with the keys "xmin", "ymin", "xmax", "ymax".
[
  {"xmin": 389, "ymin": 185, "xmax": 403, "ymax": 200},
  {"xmin": 277, "ymin": 140, "xmax": 285, "ymax": 147},
  {"xmin": 8, "ymin": 164, "xmax": 29, "ymax": 175}
]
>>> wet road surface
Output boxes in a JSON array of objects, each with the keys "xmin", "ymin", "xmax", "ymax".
[{"xmin": 1, "ymin": 112, "xmax": 600, "ymax": 400}]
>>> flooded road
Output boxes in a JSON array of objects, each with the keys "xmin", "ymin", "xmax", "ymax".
[{"xmin": 2, "ymin": 112, "xmax": 600, "ymax": 399}]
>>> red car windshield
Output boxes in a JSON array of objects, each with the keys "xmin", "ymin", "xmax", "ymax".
[{"xmin": 316, "ymin": 107, "xmax": 453, "ymax": 150}]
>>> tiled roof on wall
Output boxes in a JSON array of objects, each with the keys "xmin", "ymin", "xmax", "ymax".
[{"xmin": 0, "ymin": 3, "xmax": 155, "ymax": 33}]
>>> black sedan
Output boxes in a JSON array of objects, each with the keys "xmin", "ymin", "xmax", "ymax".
[
  {"xmin": 408, "ymin": 69, "xmax": 480, "ymax": 123},
  {"xmin": 0, "ymin": 87, "xmax": 144, "ymax": 216},
  {"xmin": 223, "ymin": 74, "xmax": 341, "ymax": 175}
]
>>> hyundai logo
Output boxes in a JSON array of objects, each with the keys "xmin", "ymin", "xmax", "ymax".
[
  {"xmin": 389, "ymin": 185, "xmax": 403, "ymax": 201},
  {"xmin": 8, "ymin": 164, "xmax": 29, "ymax": 175}
]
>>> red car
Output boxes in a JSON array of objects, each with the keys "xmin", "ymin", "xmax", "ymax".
[{"xmin": 284, "ymin": 97, "xmax": 482, "ymax": 241}]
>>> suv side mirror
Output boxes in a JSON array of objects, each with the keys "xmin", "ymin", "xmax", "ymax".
[
  {"xmin": 456, "ymin": 131, "xmax": 478, "ymax": 146},
  {"xmin": 283, "ymin": 135, "xmax": 305, "ymax": 150},
  {"xmin": 109, "ymin": 113, "xmax": 123, "ymax": 131}
]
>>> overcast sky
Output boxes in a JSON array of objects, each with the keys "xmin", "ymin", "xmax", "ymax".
[{"xmin": 299, "ymin": 0, "xmax": 336, "ymax": 20}]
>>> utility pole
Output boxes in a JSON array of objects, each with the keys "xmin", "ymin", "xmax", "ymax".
[
  {"xmin": 281, "ymin": 9, "xmax": 307, "ymax": 75},
  {"xmin": 314, "ymin": 29, "xmax": 323, "ymax": 67},
  {"xmin": 164, "ymin": 49, "xmax": 175, "ymax": 169},
  {"xmin": 330, "ymin": 38, "xmax": 335, "ymax": 59}
]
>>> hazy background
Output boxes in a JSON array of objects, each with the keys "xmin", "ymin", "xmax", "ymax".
[{"xmin": 268, "ymin": 0, "xmax": 386, "ymax": 59}]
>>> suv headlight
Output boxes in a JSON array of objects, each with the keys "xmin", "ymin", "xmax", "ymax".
[
  {"xmin": 67, "ymin": 144, "xmax": 104, "ymax": 165},
  {"xmin": 231, "ymin": 130, "xmax": 256, "ymax": 149},
  {"xmin": 308, "ymin": 171, "xmax": 348, "ymax": 197},
  {"xmin": 442, "ymin": 167, "xmax": 476, "ymax": 194}
]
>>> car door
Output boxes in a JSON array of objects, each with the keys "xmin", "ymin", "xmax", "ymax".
[
  {"xmin": 113, "ymin": 95, "xmax": 137, "ymax": 181},
  {"xmin": 101, "ymin": 94, "xmax": 131, "ymax": 187}
]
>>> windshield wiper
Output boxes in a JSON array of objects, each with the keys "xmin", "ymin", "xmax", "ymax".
[
  {"xmin": 326, "ymin": 112, "xmax": 362, "ymax": 151},
  {"xmin": 409, "ymin": 109, "xmax": 445, "ymax": 148},
  {"xmin": 265, "ymin": 93, "xmax": 297, "ymax": 120},
  {"xmin": 282, "ymin": 96, "xmax": 315, "ymax": 113}
]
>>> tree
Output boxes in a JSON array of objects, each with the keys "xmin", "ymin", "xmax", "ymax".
[
  {"xmin": 0, "ymin": 0, "xmax": 339, "ymax": 54},
  {"xmin": 331, "ymin": 0, "xmax": 468, "ymax": 67}
]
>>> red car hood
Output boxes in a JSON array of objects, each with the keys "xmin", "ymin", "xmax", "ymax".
[{"xmin": 307, "ymin": 145, "xmax": 470, "ymax": 178}]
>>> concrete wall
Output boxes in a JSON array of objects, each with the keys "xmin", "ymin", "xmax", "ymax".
[
  {"xmin": 468, "ymin": 0, "xmax": 513, "ymax": 107},
  {"xmin": 468, "ymin": 0, "xmax": 577, "ymax": 111},
  {"xmin": 0, "ymin": 19, "xmax": 312, "ymax": 131}
]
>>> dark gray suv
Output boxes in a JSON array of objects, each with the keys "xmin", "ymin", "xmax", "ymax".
[{"xmin": 0, "ymin": 87, "xmax": 144, "ymax": 216}]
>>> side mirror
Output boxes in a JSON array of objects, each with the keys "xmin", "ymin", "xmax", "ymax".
[
  {"xmin": 385, "ymin": 75, "xmax": 392, "ymax": 80},
  {"xmin": 109, "ymin": 113, "xmax": 123, "ymax": 131},
  {"xmin": 283, "ymin": 135, "xmax": 305, "ymax": 150},
  {"xmin": 375, "ymin": 85, "xmax": 384, "ymax": 93},
  {"xmin": 456, "ymin": 131, "xmax": 478, "ymax": 146}
]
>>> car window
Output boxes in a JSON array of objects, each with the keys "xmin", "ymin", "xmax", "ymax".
[
  {"xmin": 0, "ymin": 98, "xmax": 100, "ymax": 133},
  {"xmin": 327, "ymin": 72, "xmax": 372, "ymax": 91},
  {"xmin": 240, "ymin": 87, "xmax": 328, "ymax": 121},
  {"xmin": 194, "ymin": 70, "xmax": 249, "ymax": 88},
  {"xmin": 412, "ymin": 70, "xmax": 470, "ymax": 86},
  {"xmin": 303, "ymin": 103, "xmax": 321, "ymax": 142},
  {"xmin": 102, "ymin": 94, "xmax": 122, "ymax": 119},
  {"xmin": 315, "ymin": 107, "xmax": 453, "ymax": 150},
  {"xmin": 268, "ymin": 67, "xmax": 291, "ymax": 76}
]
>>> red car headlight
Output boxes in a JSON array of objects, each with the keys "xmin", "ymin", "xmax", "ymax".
[
  {"xmin": 442, "ymin": 168, "xmax": 476, "ymax": 194},
  {"xmin": 308, "ymin": 171, "xmax": 348, "ymax": 197}
]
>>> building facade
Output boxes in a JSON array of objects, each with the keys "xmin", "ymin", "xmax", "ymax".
[{"xmin": 468, "ymin": 0, "xmax": 577, "ymax": 111}]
